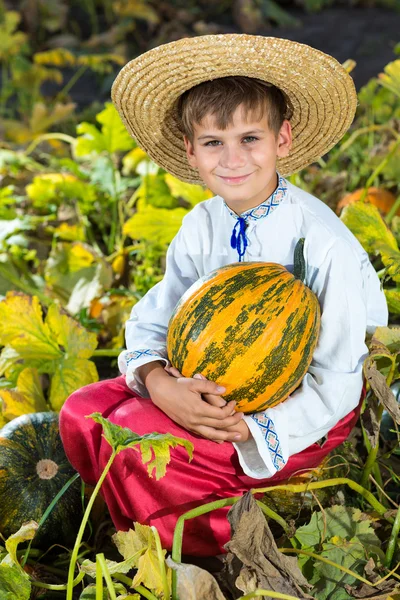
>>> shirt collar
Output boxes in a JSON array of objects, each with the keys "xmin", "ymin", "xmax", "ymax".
[{"xmin": 223, "ymin": 173, "xmax": 288, "ymax": 223}]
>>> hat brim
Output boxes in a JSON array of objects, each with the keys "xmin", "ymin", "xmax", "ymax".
[{"xmin": 111, "ymin": 34, "xmax": 357, "ymax": 184}]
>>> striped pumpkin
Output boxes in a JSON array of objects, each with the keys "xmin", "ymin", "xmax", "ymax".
[{"xmin": 166, "ymin": 239, "xmax": 320, "ymax": 413}]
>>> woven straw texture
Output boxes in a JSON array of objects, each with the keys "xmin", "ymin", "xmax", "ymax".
[{"xmin": 111, "ymin": 34, "xmax": 357, "ymax": 184}]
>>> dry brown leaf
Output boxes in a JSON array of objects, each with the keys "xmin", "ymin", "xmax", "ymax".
[
  {"xmin": 222, "ymin": 492, "xmax": 314, "ymax": 599},
  {"xmin": 361, "ymin": 394, "xmax": 380, "ymax": 448},
  {"xmin": 364, "ymin": 362, "xmax": 400, "ymax": 424},
  {"xmin": 166, "ymin": 558, "xmax": 226, "ymax": 600}
]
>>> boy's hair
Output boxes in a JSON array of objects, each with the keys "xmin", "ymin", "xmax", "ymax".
[{"xmin": 177, "ymin": 76, "xmax": 292, "ymax": 142}]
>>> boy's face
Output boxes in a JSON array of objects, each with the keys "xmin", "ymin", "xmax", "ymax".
[{"xmin": 183, "ymin": 103, "xmax": 292, "ymax": 214}]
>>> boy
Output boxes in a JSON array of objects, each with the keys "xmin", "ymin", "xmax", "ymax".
[{"xmin": 60, "ymin": 34, "xmax": 388, "ymax": 556}]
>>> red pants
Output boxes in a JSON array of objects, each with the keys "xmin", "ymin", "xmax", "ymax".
[{"xmin": 60, "ymin": 376, "xmax": 362, "ymax": 556}]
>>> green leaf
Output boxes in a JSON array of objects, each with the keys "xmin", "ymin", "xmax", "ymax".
[
  {"xmin": 89, "ymin": 413, "xmax": 193, "ymax": 479},
  {"xmin": 340, "ymin": 201, "xmax": 398, "ymax": 254},
  {"xmin": 376, "ymin": 242, "xmax": 400, "ymax": 282},
  {"xmin": 135, "ymin": 174, "xmax": 179, "ymax": 209},
  {"xmin": 79, "ymin": 585, "xmax": 108, "ymax": 599},
  {"xmin": 75, "ymin": 103, "xmax": 135, "ymax": 156},
  {"xmin": 310, "ymin": 538, "xmax": 366, "ymax": 600},
  {"xmin": 44, "ymin": 242, "xmax": 113, "ymax": 314},
  {"xmin": 164, "ymin": 173, "xmax": 212, "ymax": 206},
  {"xmin": 294, "ymin": 505, "xmax": 380, "ymax": 550},
  {"xmin": 123, "ymin": 203, "xmax": 188, "ymax": 245},
  {"xmin": 0, "ymin": 564, "xmax": 31, "ymax": 600},
  {"xmin": 49, "ymin": 358, "xmax": 98, "ymax": 411}
]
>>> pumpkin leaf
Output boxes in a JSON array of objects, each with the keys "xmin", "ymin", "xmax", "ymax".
[
  {"xmin": 378, "ymin": 58, "xmax": 400, "ymax": 98},
  {"xmin": 165, "ymin": 173, "xmax": 213, "ymax": 206},
  {"xmin": 2, "ymin": 521, "xmax": 38, "ymax": 569},
  {"xmin": 309, "ymin": 538, "xmax": 367, "ymax": 600},
  {"xmin": 75, "ymin": 103, "xmax": 135, "ymax": 156},
  {"xmin": 0, "ymin": 564, "xmax": 31, "ymax": 600},
  {"xmin": 375, "ymin": 242, "xmax": 400, "ymax": 282},
  {"xmin": 134, "ymin": 174, "xmax": 179, "ymax": 209},
  {"xmin": 385, "ymin": 288, "xmax": 400, "ymax": 315},
  {"xmin": 340, "ymin": 201, "xmax": 398, "ymax": 254},
  {"xmin": 89, "ymin": 413, "xmax": 193, "ymax": 479},
  {"xmin": 123, "ymin": 204, "xmax": 188, "ymax": 245},
  {"xmin": 0, "ymin": 294, "xmax": 98, "ymax": 410},
  {"xmin": 294, "ymin": 505, "xmax": 380, "ymax": 550},
  {"xmin": 0, "ymin": 367, "xmax": 47, "ymax": 421},
  {"xmin": 0, "ymin": 294, "xmax": 62, "ymax": 361},
  {"xmin": 81, "ymin": 551, "xmax": 141, "ymax": 577},
  {"xmin": 79, "ymin": 585, "xmax": 108, "ymax": 599},
  {"xmin": 113, "ymin": 523, "xmax": 170, "ymax": 596},
  {"xmin": 49, "ymin": 358, "xmax": 98, "ymax": 411},
  {"xmin": 373, "ymin": 326, "xmax": 400, "ymax": 353},
  {"xmin": 44, "ymin": 242, "xmax": 113, "ymax": 314}
]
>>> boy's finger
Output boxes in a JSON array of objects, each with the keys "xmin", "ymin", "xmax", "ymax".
[
  {"xmin": 202, "ymin": 392, "xmax": 227, "ymax": 407},
  {"xmin": 189, "ymin": 378, "xmax": 226, "ymax": 397}
]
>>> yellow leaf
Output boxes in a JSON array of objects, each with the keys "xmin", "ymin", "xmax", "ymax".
[
  {"xmin": 341, "ymin": 201, "xmax": 398, "ymax": 254},
  {"xmin": 0, "ymin": 294, "xmax": 62, "ymax": 361},
  {"xmin": 34, "ymin": 48, "xmax": 76, "ymax": 67},
  {"xmin": 0, "ymin": 367, "xmax": 47, "ymax": 421},
  {"xmin": 53, "ymin": 223, "xmax": 85, "ymax": 242},
  {"xmin": 113, "ymin": 0, "xmax": 160, "ymax": 24},
  {"xmin": 45, "ymin": 303, "xmax": 98, "ymax": 359},
  {"xmin": 122, "ymin": 147, "xmax": 148, "ymax": 175},
  {"xmin": 49, "ymin": 357, "xmax": 98, "ymax": 411},
  {"xmin": 164, "ymin": 173, "xmax": 213, "ymax": 206},
  {"xmin": 123, "ymin": 205, "xmax": 188, "ymax": 245},
  {"xmin": 113, "ymin": 523, "xmax": 170, "ymax": 596}
]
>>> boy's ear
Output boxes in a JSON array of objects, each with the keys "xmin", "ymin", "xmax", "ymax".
[
  {"xmin": 276, "ymin": 120, "xmax": 292, "ymax": 159},
  {"xmin": 183, "ymin": 135, "xmax": 198, "ymax": 169}
]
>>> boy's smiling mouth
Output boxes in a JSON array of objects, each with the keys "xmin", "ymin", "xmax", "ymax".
[{"xmin": 217, "ymin": 172, "xmax": 254, "ymax": 184}]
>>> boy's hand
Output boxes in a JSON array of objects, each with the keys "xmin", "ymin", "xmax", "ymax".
[
  {"xmin": 164, "ymin": 366, "xmax": 251, "ymax": 443},
  {"xmin": 143, "ymin": 363, "xmax": 245, "ymax": 443}
]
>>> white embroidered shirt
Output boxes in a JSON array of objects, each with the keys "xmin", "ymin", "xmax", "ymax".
[{"xmin": 119, "ymin": 175, "xmax": 388, "ymax": 479}]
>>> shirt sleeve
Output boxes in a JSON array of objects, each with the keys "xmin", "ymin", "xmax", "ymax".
[
  {"xmin": 233, "ymin": 237, "xmax": 388, "ymax": 479},
  {"xmin": 118, "ymin": 222, "xmax": 199, "ymax": 397}
]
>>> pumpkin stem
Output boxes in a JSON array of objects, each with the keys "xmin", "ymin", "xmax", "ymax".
[{"xmin": 293, "ymin": 238, "xmax": 306, "ymax": 282}]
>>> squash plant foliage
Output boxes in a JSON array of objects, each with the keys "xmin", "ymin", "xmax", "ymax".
[{"xmin": 0, "ymin": 53, "xmax": 399, "ymax": 600}]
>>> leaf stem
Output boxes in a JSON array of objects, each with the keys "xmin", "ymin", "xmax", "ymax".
[
  {"xmin": 281, "ymin": 548, "xmax": 400, "ymax": 587},
  {"xmin": 385, "ymin": 503, "xmax": 400, "ymax": 568},
  {"xmin": 97, "ymin": 552, "xmax": 117, "ymax": 600},
  {"xmin": 66, "ymin": 449, "xmax": 117, "ymax": 600},
  {"xmin": 237, "ymin": 592, "xmax": 302, "ymax": 600},
  {"xmin": 113, "ymin": 574, "xmax": 159, "ymax": 600},
  {"xmin": 31, "ymin": 571, "xmax": 85, "ymax": 590},
  {"xmin": 151, "ymin": 526, "xmax": 170, "ymax": 599},
  {"xmin": 96, "ymin": 554, "xmax": 103, "ymax": 600}
]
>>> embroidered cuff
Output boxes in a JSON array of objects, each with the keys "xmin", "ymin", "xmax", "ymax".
[
  {"xmin": 118, "ymin": 348, "xmax": 170, "ymax": 397},
  {"xmin": 250, "ymin": 412, "xmax": 287, "ymax": 472}
]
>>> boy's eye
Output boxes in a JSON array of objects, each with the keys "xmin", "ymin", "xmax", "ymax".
[
  {"xmin": 204, "ymin": 140, "xmax": 221, "ymax": 147},
  {"xmin": 243, "ymin": 136, "xmax": 258, "ymax": 143}
]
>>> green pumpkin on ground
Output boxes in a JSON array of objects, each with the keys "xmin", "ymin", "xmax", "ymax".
[{"xmin": 0, "ymin": 412, "xmax": 83, "ymax": 548}]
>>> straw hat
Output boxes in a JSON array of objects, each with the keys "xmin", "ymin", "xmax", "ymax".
[{"xmin": 111, "ymin": 34, "xmax": 357, "ymax": 184}]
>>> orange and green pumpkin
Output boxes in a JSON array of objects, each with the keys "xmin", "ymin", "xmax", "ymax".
[
  {"xmin": 167, "ymin": 239, "xmax": 320, "ymax": 413},
  {"xmin": 0, "ymin": 412, "xmax": 83, "ymax": 548}
]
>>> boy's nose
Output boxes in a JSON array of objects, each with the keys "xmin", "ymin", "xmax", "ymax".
[{"xmin": 219, "ymin": 145, "xmax": 246, "ymax": 170}]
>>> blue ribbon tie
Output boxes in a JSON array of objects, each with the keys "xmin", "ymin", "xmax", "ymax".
[{"xmin": 230, "ymin": 217, "xmax": 248, "ymax": 262}]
